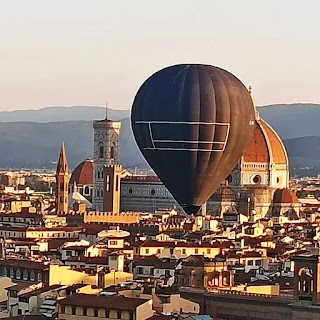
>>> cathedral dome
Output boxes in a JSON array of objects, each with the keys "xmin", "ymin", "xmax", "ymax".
[
  {"xmin": 273, "ymin": 188, "xmax": 299, "ymax": 204},
  {"xmin": 243, "ymin": 118, "xmax": 288, "ymax": 165},
  {"xmin": 70, "ymin": 160, "xmax": 94, "ymax": 186},
  {"xmin": 209, "ymin": 187, "xmax": 236, "ymax": 202}
]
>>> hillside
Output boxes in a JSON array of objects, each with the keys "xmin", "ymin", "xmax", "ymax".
[
  {"xmin": 0, "ymin": 119, "xmax": 146, "ymax": 169},
  {"xmin": 258, "ymin": 103, "xmax": 320, "ymax": 139},
  {"xmin": 0, "ymin": 104, "xmax": 320, "ymax": 175},
  {"xmin": 0, "ymin": 118, "xmax": 318, "ymax": 176},
  {"xmin": 1, "ymin": 103, "xmax": 320, "ymax": 140},
  {"xmin": 0, "ymin": 106, "xmax": 130, "ymax": 123}
]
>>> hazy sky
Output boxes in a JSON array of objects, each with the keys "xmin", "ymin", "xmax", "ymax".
[{"xmin": 1, "ymin": 0, "xmax": 320, "ymax": 111}]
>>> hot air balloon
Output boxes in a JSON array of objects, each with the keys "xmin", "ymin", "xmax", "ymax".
[{"xmin": 131, "ymin": 64, "xmax": 255, "ymax": 215}]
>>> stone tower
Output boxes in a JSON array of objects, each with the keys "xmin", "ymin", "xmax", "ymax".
[
  {"xmin": 93, "ymin": 113, "xmax": 121, "ymax": 211},
  {"xmin": 292, "ymin": 250, "xmax": 320, "ymax": 305},
  {"xmin": 56, "ymin": 143, "xmax": 70, "ymax": 213},
  {"xmin": 103, "ymin": 165, "xmax": 124, "ymax": 213}
]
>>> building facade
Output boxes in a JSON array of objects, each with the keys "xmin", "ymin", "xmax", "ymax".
[
  {"xmin": 103, "ymin": 165, "xmax": 128, "ymax": 213},
  {"xmin": 120, "ymin": 175, "xmax": 177, "ymax": 213},
  {"xmin": 57, "ymin": 293, "xmax": 153, "ymax": 320},
  {"xmin": 181, "ymin": 251, "xmax": 320, "ymax": 320},
  {"xmin": 225, "ymin": 114, "xmax": 289, "ymax": 218}
]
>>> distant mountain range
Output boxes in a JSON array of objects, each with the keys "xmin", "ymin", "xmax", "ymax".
[
  {"xmin": 258, "ymin": 103, "xmax": 320, "ymax": 139},
  {"xmin": 0, "ymin": 106, "xmax": 130, "ymax": 123},
  {"xmin": 1, "ymin": 104, "xmax": 320, "ymax": 176}
]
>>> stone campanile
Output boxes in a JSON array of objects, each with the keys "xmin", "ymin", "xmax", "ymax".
[
  {"xmin": 92, "ymin": 112, "xmax": 121, "ymax": 211},
  {"xmin": 56, "ymin": 143, "xmax": 70, "ymax": 213}
]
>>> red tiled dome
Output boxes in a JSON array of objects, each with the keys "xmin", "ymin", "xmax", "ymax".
[
  {"xmin": 273, "ymin": 188, "xmax": 299, "ymax": 204},
  {"xmin": 243, "ymin": 118, "xmax": 288, "ymax": 165},
  {"xmin": 70, "ymin": 160, "xmax": 94, "ymax": 186},
  {"xmin": 209, "ymin": 187, "xmax": 236, "ymax": 202}
]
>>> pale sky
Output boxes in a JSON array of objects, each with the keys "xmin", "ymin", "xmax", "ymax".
[{"xmin": 1, "ymin": 0, "xmax": 320, "ymax": 111}]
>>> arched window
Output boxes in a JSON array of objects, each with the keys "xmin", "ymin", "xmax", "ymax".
[
  {"xmin": 16, "ymin": 269, "xmax": 21, "ymax": 279},
  {"xmin": 110, "ymin": 144, "xmax": 115, "ymax": 159},
  {"xmin": 223, "ymin": 275, "xmax": 230, "ymax": 286},
  {"xmin": 30, "ymin": 270, "xmax": 35, "ymax": 281},
  {"xmin": 84, "ymin": 186, "xmax": 90, "ymax": 195},
  {"xmin": 96, "ymin": 189, "xmax": 100, "ymax": 199},
  {"xmin": 38, "ymin": 273, "xmax": 42, "ymax": 282},
  {"xmin": 97, "ymin": 170, "xmax": 101, "ymax": 179},
  {"xmin": 100, "ymin": 189, "xmax": 104, "ymax": 198},
  {"xmin": 23, "ymin": 270, "xmax": 28, "ymax": 280},
  {"xmin": 60, "ymin": 196, "xmax": 63, "ymax": 204},
  {"xmin": 99, "ymin": 145, "xmax": 104, "ymax": 159},
  {"xmin": 9, "ymin": 268, "xmax": 14, "ymax": 278}
]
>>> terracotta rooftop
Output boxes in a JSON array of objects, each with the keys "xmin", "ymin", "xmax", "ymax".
[
  {"xmin": 239, "ymin": 250, "xmax": 263, "ymax": 258},
  {"xmin": 70, "ymin": 160, "xmax": 94, "ymax": 186},
  {"xmin": 6, "ymin": 240, "xmax": 37, "ymax": 246},
  {"xmin": 61, "ymin": 245, "xmax": 89, "ymax": 251},
  {"xmin": 0, "ymin": 211, "xmax": 40, "ymax": 218},
  {"xmin": 27, "ymin": 227, "xmax": 82, "ymax": 232},
  {"xmin": 0, "ymin": 226, "xmax": 27, "ymax": 232},
  {"xmin": 0, "ymin": 259, "xmax": 48, "ymax": 271},
  {"xmin": 66, "ymin": 256, "xmax": 110, "ymax": 264},
  {"xmin": 273, "ymin": 188, "xmax": 299, "ymax": 204},
  {"xmin": 80, "ymin": 224, "xmax": 106, "ymax": 235},
  {"xmin": 19, "ymin": 284, "xmax": 63, "ymax": 299},
  {"xmin": 58, "ymin": 293, "xmax": 149, "ymax": 310},
  {"xmin": 243, "ymin": 118, "xmax": 287, "ymax": 165},
  {"xmin": 259, "ymin": 119, "xmax": 287, "ymax": 164},
  {"xmin": 45, "ymin": 238, "xmax": 75, "ymax": 251},
  {"xmin": 66, "ymin": 283, "xmax": 87, "ymax": 291},
  {"xmin": 5, "ymin": 283, "xmax": 31, "ymax": 292},
  {"xmin": 210, "ymin": 187, "xmax": 236, "ymax": 202},
  {"xmin": 135, "ymin": 239, "xmax": 226, "ymax": 249}
]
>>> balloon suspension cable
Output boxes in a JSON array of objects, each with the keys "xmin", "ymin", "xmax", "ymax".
[{"xmin": 105, "ymin": 100, "xmax": 108, "ymax": 120}]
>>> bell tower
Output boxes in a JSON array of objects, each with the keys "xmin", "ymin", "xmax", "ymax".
[
  {"xmin": 292, "ymin": 249, "xmax": 320, "ymax": 305},
  {"xmin": 103, "ymin": 165, "xmax": 123, "ymax": 213},
  {"xmin": 93, "ymin": 104, "xmax": 121, "ymax": 211},
  {"xmin": 56, "ymin": 143, "xmax": 70, "ymax": 213}
]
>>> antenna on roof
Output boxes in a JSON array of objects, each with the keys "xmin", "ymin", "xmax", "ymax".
[{"xmin": 105, "ymin": 100, "xmax": 108, "ymax": 120}]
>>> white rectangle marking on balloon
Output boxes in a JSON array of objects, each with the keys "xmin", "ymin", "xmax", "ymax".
[{"xmin": 134, "ymin": 121, "xmax": 230, "ymax": 152}]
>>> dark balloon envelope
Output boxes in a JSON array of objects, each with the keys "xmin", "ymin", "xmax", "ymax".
[{"xmin": 131, "ymin": 64, "xmax": 255, "ymax": 214}]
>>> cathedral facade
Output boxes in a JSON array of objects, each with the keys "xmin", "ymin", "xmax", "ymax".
[
  {"xmin": 209, "ymin": 114, "xmax": 290, "ymax": 219},
  {"xmin": 120, "ymin": 175, "xmax": 177, "ymax": 213}
]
